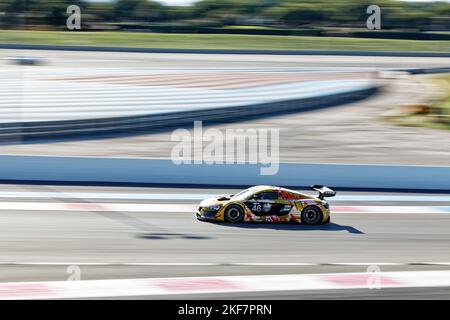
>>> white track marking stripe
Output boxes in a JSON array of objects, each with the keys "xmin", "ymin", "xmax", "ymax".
[
  {"xmin": 0, "ymin": 262, "xmax": 449, "ymax": 266},
  {"xmin": 0, "ymin": 202, "xmax": 447, "ymax": 214},
  {"xmin": 1, "ymin": 270, "xmax": 450, "ymax": 299},
  {"xmin": 0, "ymin": 202, "xmax": 198, "ymax": 212},
  {"xmin": 326, "ymin": 262, "xmax": 404, "ymax": 266},
  {"xmin": 232, "ymin": 263, "xmax": 316, "ymax": 266},
  {"xmin": 0, "ymin": 191, "xmax": 448, "ymax": 202}
]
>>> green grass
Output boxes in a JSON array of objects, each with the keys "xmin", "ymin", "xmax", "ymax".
[
  {"xmin": 1, "ymin": 29, "xmax": 450, "ymax": 52},
  {"xmin": 394, "ymin": 74, "xmax": 450, "ymax": 130}
]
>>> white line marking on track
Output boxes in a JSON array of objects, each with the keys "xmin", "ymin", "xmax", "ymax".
[
  {"xmin": 0, "ymin": 202, "xmax": 198, "ymax": 212},
  {"xmin": 0, "ymin": 262, "xmax": 449, "ymax": 266},
  {"xmin": 232, "ymin": 263, "xmax": 316, "ymax": 266},
  {"xmin": 0, "ymin": 191, "xmax": 448, "ymax": 202},
  {"xmin": 0, "ymin": 202, "xmax": 447, "ymax": 214},
  {"xmin": 325, "ymin": 263, "xmax": 404, "ymax": 266}
]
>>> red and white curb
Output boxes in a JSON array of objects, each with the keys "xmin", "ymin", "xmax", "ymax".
[
  {"xmin": 1, "ymin": 270, "xmax": 450, "ymax": 299},
  {"xmin": 0, "ymin": 202, "xmax": 448, "ymax": 214}
]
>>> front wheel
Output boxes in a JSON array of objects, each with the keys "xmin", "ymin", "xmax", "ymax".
[
  {"xmin": 224, "ymin": 205, "xmax": 244, "ymax": 223},
  {"xmin": 301, "ymin": 206, "xmax": 323, "ymax": 225}
]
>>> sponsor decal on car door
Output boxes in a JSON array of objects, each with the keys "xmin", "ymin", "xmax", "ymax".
[{"xmin": 245, "ymin": 192, "xmax": 292, "ymax": 216}]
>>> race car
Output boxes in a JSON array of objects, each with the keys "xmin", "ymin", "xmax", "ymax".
[{"xmin": 196, "ymin": 185, "xmax": 335, "ymax": 224}]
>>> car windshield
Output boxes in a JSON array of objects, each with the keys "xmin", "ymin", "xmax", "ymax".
[{"xmin": 232, "ymin": 188, "xmax": 256, "ymax": 200}]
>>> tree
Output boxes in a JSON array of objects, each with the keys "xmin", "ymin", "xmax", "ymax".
[{"xmin": 112, "ymin": 0, "xmax": 165, "ymax": 22}]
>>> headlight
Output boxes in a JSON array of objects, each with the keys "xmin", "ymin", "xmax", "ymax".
[{"xmin": 205, "ymin": 204, "xmax": 222, "ymax": 211}]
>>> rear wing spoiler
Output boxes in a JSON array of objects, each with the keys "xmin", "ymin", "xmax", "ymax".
[{"xmin": 311, "ymin": 185, "xmax": 336, "ymax": 200}]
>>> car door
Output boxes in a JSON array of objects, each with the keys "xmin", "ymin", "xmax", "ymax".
[{"xmin": 245, "ymin": 191, "xmax": 287, "ymax": 216}]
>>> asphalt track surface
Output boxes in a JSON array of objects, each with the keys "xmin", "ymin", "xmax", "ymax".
[{"xmin": 0, "ymin": 184, "xmax": 449, "ymax": 299}]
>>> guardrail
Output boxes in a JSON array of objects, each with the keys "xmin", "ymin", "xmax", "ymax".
[
  {"xmin": 1, "ymin": 43, "xmax": 450, "ymax": 57},
  {"xmin": 0, "ymin": 86, "xmax": 378, "ymax": 141},
  {"xmin": 1, "ymin": 155, "xmax": 449, "ymax": 192}
]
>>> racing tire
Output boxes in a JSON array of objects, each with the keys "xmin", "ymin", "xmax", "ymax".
[
  {"xmin": 224, "ymin": 205, "xmax": 244, "ymax": 223},
  {"xmin": 301, "ymin": 206, "xmax": 324, "ymax": 225}
]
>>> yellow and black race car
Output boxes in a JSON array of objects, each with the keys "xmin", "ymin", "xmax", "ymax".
[{"xmin": 196, "ymin": 185, "xmax": 335, "ymax": 224}]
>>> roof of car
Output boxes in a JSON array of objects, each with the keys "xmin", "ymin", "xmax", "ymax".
[
  {"xmin": 245, "ymin": 185, "xmax": 313, "ymax": 199},
  {"xmin": 251, "ymin": 185, "xmax": 275, "ymax": 191},
  {"xmin": 251, "ymin": 185, "xmax": 296, "ymax": 193}
]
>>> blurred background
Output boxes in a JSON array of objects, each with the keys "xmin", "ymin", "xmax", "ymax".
[
  {"xmin": 0, "ymin": 0, "xmax": 448, "ymax": 165},
  {"xmin": 0, "ymin": 0, "xmax": 449, "ymax": 34}
]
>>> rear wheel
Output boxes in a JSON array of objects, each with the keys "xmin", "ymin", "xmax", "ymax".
[
  {"xmin": 224, "ymin": 205, "xmax": 244, "ymax": 223},
  {"xmin": 301, "ymin": 206, "xmax": 323, "ymax": 225}
]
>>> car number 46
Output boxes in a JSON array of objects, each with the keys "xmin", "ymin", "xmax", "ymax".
[{"xmin": 252, "ymin": 204, "xmax": 262, "ymax": 212}]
